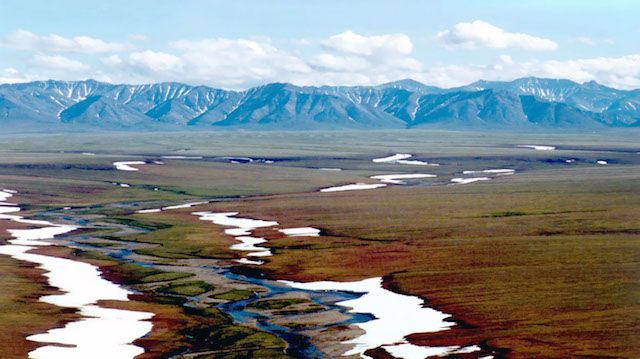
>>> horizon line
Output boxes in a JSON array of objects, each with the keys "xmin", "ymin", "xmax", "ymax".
[{"xmin": 0, "ymin": 76, "xmax": 627, "ymax": 92}]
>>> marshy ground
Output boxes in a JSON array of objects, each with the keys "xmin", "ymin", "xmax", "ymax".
[{"xmin": 0, "ymin": 129, "xmax": 638, "ymax": 358}]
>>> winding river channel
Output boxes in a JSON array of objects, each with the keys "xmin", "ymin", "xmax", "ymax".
[
  {"xmin": 1, "ymin": 189, "xmax": 494, "ymax": 359},
  {"xmin": 0, "ymin": 190, "xmax": 153, "ymax": 359}
]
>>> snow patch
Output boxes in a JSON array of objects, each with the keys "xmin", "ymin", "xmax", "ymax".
[
  {"xmin": 372, "ymin": 154, "xmax": 412, "ymax": 163},
  {"xmin": 0, "ymin": 190, "xmax": 153, "ymax": 359},
  {"xmin": 193, "ymin": 211, "xmax": 278, "ymax": 262},
  {"xmin": 161, "ymin": 156, "xmax": 203, "ymax": 160},
  {"xmin": 370, "ymin": 174, "xmax": 437, "ymax": 185},
  {"xmin": 462, "ymin": 169, "xmax": 515, "ymax": 176},
  {"xmin": 451, "ymin": 177, "xmax": 491, "ymax": 185},
  {"xmin": 281, "ymin": 277, "xmax": 460, "ymax": 358},
  {"xmin": 278, "ymin": 227, "xmax": 321, "ymax": 237},
  {"xmin": 113, "ymin": 161, "xmax": 147, "ymax": 171},
  {"xmin": 516, "ymin": 145, "xmax": 556, "ymax": 151},
  {"xmin": 320, "ymin": 183, "xmax": 387, "ymax": 193}
]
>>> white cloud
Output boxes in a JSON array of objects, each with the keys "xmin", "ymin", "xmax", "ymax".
[
  {"xmin": 311, "ymin": 53, "xmax": 371, "ymax": 72},
  {"xmin": 0, "ymin": 29, "xmax": 133, "ymax": 53},
  {"xmin": 412, "ymin": 54, "xmax": 640, "ymax": 90},
  {"xmin": 322, "ymin": 30, "xmax": 413, "ymax": 56},
  {"xmin": 540, "ymin": 55, "xmax": 640, "ymax": 89},
  {"xmin": 101, "ymin": 54, "xmax": 123, "ymax": 65},
  {"xmin": 3, "ymin": 28, "xmax": 640, "ymax": 91},
  {"xmin": 128, "ymin": 50, "xmax": 183, "ymax": 72},
  {"xmin": 291, "ymin": 38, "xmax": 313, "ymax": 46},
  {"xmin": 31, "ymin": 55, "xmax": 90, "ymax": 72},
  {"xmin": 0, "ymin": 67, "xmax": 28, "ymax": 83},
  {"xmin": 436, "ymin": 20, "xmax": 558, "ymax": 51},
  {"xmin": 307, "ymin": 30, "xmax": 421, "ymax": 85},
  {"xmin": 167, "ymin": 38, "xmax": 312, "ymax": 87}
]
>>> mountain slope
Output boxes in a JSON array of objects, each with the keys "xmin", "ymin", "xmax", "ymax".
[
  {"xmin": 0, "ymin": 77, "xmax": 638, "ymax": 131},
  {"xmin": 215, "ymin": 83, "xmax": 404, "ymax": 129}
]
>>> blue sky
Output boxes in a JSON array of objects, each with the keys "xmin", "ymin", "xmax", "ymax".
[{"xmin": 1, "ymin": 0, "xmax": 638, "ymax": 89}]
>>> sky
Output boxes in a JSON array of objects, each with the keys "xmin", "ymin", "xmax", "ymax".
[{"xmin": 0, "ymin": 0, "xmax": 639, "ymax": 89}]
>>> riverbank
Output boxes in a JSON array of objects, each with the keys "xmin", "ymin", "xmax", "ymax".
[{"xmin": 0, "ymin": 190, "xmax": 155, "ymax": 359}]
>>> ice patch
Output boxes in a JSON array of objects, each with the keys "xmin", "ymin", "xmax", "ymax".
[
  {"xmin": 235, "ymin": 258, "xmax": 264, "ymax": 265},
  {"xmin": 222, "ymin": 156, "xmax": 254, "ymax": 164},
  {"xmin": 278, "ymin": 227, "xmax": 321, "ymax": 237},
  {"xmin": 370, "ymin": 174, "xmax": 436, "ymax": 185},
  {"xmin": 516, "ymin": 145, "xmax": 556, "ymax": 151},
  {"xmin": 384, "ymin": 343, "xmax": 481, "ymax": 359},
  {"xmin": 451, "ymin": 177, "xmax": 491, "ymax": 185},
  {"xmin": 281, "ymin": 277, "xmax": 459, "ymax": 358},
  {"xmin": 0, "ymin": 189, "xmax": 14, "ymax": 202},
  {"xmin": 136, "ymin": 208, "xmax": 161, "ymax": 214},
  {"xmin": 320, "ymin": 183, "xmax": 387, "ymax": 192},
  {"xmin": 0, "ymin": 190, "xmax": 153, "ymax": 359},
  {"xmin": 230, "ymin": 236, "xmax": 269, "ymax": 252},
  {"xmin": 372, "ymin": 154, "xmax": 412, "ymax": 163},
  {"xmin": 395, "ymin": 159, "xmax": 440, "ymax": 166},
  {"xmin": 462, "ymin": 169, "xmax": 515, "ymax": 178},
  {"xmin": 193, "ymin": 211, "xmax": 279, "ymax": 262},
  {"xmin": 113, "ymin": 161, "xmax": 146, "ymax": 171},
  {"xmin": 136, "ymin": 201, "xmax": 208, "ymax": 214},
  {"xmin": 162, "ymin": 202, "xmax": 208, "ymax": 210},
  {"xmin": 161, "ymin": 156, "xmax": 203, "ymax": 160},
  {"xmin": 373, "ymin": 154, "xmax": 439, "ymax": 166}
]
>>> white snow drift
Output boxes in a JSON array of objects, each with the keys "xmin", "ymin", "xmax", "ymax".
[
  {"xmin": 516, "ymin": 145, "xmax": 556, "ymax": 151},
  {"xmin": 281, "ymin": 277, "xmax": 482, "ymax": 359},
  {"xmin": 193, "ymin": 211, "xmax": 279, "ymax": 264},
  {"xmin": 370, "ymin": 173, "xmax": 437, "ymax": 184},
  {"xmin": 278, "ymin": 227, "xmax": 321, "ymax": 237},
  {"xmin": 0, "ymin": 190, "xmax": 153, "ymax": 359},
  {"xmin": 320, "ymin": 183, "xmax": 388, "ymax": 192},
  {"xmin": 113, "ymin": 161, "xmax": 147, "ymax": 171},
  {"xmin": 372, "ymin": 154, "xmax": 439, "ymax": 166}
]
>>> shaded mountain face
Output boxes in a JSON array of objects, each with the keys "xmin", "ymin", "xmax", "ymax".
[{"xmin": 0, "ymin": 77, "xmax": 638, "ymax": 132}]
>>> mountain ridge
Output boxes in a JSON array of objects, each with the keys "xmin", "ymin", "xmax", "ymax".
[{"xmin": 1, "ymin": 77, "xmax": 638, "ymax": 132}]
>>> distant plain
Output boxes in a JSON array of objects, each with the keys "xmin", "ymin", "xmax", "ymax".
[{"xmin": 0, "ymin": 129, "xmax": 638, "ymax": 358}]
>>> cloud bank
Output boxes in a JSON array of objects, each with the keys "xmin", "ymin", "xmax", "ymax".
[
  {"xmin": 1, "ymin": 23, "xmax": 639, "ymax": 90},
  {"xmin": 435, "ymin": 20, "xmax": 558, "ymax": 51}
]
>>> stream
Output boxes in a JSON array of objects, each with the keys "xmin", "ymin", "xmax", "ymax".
[
  {"xmin": 36, "ymin": 204, "xmax": 373, "ymax": 358},
  {"xmin": 31, "ymin": 201, "xmax": 494, "ymax": 359}
]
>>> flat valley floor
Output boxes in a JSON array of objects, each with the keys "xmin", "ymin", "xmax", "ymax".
[{"xmin": 0, "ymin": 130, "xmax": 638, "ymax": 358}]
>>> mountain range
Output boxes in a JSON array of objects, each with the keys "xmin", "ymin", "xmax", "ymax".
[{"xmin": 1, "ymin": 77, "xmax": 639, "ymax": 132}]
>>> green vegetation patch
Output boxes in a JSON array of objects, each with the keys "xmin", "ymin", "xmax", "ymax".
[
  {"xmin": 77, "ymin": 250, "xmax": 114, "ymax": 262},
  {"xmin": 140, "ymin": 272, "xmax": 194, "ymax": 283},
  {"xmin": 275, "ymin": 304, "xmax": 325, "ymax": 316},
  {"xmin": 121, "ymin": 215, "xmax": 236, "ymax": 260},
  {"xmin": 248, "ymin": 298, "xmax": 308, "ymax": 310},
  {"xmin": 177, "ymin": 306, "xmax": 289, "ymax": 358},
  {"xmin": 205, "ymin": 325, "xmax": 289, "ymax": 357},
  {"xmin": 104, "ymin": 216, "xmax": 172, "ymax": 231},
  {"xmin": 114, "ymin": 263, "xmax": 193, "ymax": 284},
  {"xmin": 212, "ymin": 289, "xmax": 256, "ymax": 301},
  {"xmin": 158, "ymin": 280, "xmax": 214, "ymax": 296}
]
